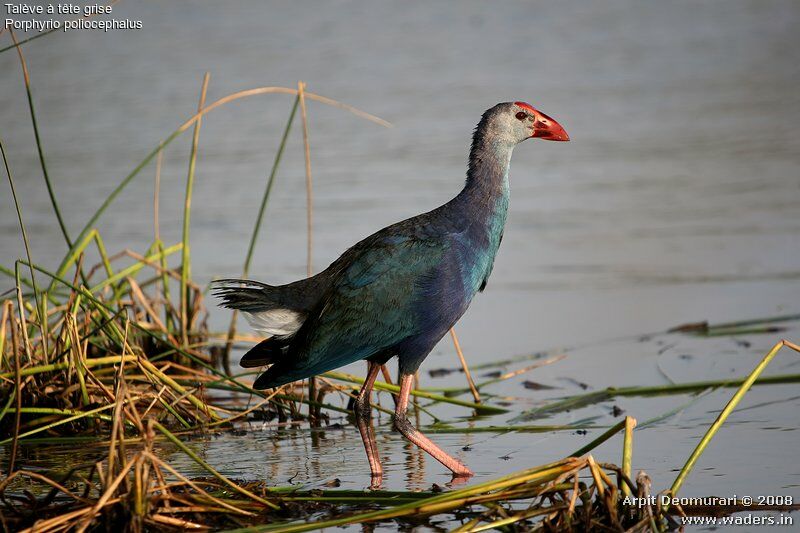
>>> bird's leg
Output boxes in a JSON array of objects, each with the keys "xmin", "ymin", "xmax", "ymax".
[
  {"xmin": 354, "ymin": 361, "xmax": 383, "ymax": 482},
  {"xmin": 393, "ymin": 373, "xmax": 473, "ymax": 477}
]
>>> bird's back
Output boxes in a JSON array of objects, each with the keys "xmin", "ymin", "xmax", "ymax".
[{"xmin": 251, "ymin": 200, "xmax": 499, "ymax": 388}]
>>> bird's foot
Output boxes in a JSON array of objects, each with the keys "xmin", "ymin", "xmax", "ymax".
[
  {"xmin": 442, "ymin": 459, "xmax": 473, "ymax": 478},
  {"xmin": 393, "ymin": 415, "xmax": 473, "ymax": 477},
  {"xmin": 369, "ymin": 471, "xmax": 384, "ymax": 490},
  {"xmin": 446, "ymin": 473, "xmax": 472, "ymax": 488},
  {"xmin": 450, "ymin": 464, "xmax": 474, "ymax": 478}
]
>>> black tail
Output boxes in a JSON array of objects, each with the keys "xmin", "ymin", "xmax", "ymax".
[
  {"xmin": 211, "ymin": 275, "xmax": 332, "ymax": 373},
  {"xmin": 211, "ymin": 275, "xmax": 331, "ymax": 314},
  {"xmin": 211, "ymin": 279, "xmax": 276, "ymax": 313}
]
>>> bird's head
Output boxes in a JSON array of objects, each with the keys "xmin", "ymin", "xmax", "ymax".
[{"xmin": 483, "ymin": 101, "xmax": 570, "ymax": 146}]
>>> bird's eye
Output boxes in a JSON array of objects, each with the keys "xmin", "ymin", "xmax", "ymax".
[{"xmin": 515, "ymin": 111, "xmax": 528, "ymax": 120}]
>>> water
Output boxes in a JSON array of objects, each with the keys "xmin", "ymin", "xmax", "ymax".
[{"xmin": 2, "ymin": 1, "xmax": 799, "ymax": 529}]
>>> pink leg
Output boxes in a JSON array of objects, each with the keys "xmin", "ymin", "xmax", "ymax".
[
  {"xmin": 354, "ymin": 361, "xmax": 383, "ymax": 483},
  {"xmin": 394, "ymin": 373, "xmax": 473, "ymax": 477}
]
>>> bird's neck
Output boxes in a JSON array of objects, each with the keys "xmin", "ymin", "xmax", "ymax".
[
  {"xmin": 457, "ymin": 134, "xmax": 514, "ymax": 213},
  {"xmin": 443, "ymin": 131, "xmax": 514, "ymax": 295}
]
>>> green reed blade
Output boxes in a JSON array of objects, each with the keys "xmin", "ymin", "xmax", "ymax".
[
  {"xmin": 514, "ymin": 373, "xmax": 800, "ymax": 422},
  {"xmin": 9, "ymin": 30, "xmax": 73, "ymax": 249},
  {"xmin": 0, "ymin": 27, "xmax": 59, "ymax": 54},
  {"xmin": 0, "ymin": 404, "xmax": 122, "ymax": 445},
  {"xmin": 621, "ymin": 416, "xmax": 636, "ymax": 496},
  {"xmin": 2, "ymin": 140, "xmax": 46, "ymax": 352},
  {"xmin": 180, "ymin": 73, "xmax": 210, "ymax": 346},
  {"xmin": 223, "ymin": 96, "xmax": 301, "ymax": 368},
  {"xmin": 243, "ymin": 95, "xmax": 300, "ymax": 277},
  {"xmin": 670, "ymin": 340, "xmax": 800, "ymax": 497}
]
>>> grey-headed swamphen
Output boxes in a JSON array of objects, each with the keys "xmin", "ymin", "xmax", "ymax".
[{"xmin": 212, "ymin": 101, "xmax": 569, "ymax": 480}]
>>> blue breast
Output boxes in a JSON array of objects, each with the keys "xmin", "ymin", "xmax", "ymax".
[{"xmin": 457, "ymin": 179, "xmax": 510, "ymax": 300}]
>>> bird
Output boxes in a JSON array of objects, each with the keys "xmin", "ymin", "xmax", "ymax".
[{"xmin": 212, "ymin": 101, "xmax": 569, "ymax": 480}]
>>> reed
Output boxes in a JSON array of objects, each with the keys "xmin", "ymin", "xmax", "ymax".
[
  {"xmin": 669, "ymin": 339, "xmax": 800, "ymax": 498},
  {"xmin": 180, "ymin": 73, "xmax": 210, "ymax": 347},
  {"xmin": 9, "ymin": 29, "xmax": 73, "ymax": 250},
  {"xmin": 513, "ymin": 372, "xmax": 800, "ymax": 422}
]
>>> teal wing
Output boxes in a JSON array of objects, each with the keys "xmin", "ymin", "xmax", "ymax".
[{"xmin": 253, "ymin": 234, "xmax": 448, "ymax": 388}]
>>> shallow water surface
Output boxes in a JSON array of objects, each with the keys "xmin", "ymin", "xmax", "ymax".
[
  {"xmin": 8, "ymin": 321, "xmax": 800, "ymax": 530},
  {"xmin": 1, "ymin": 1, "xmax": 799, "ymax": 529},
  {"xmin": 162, "ymin": 324, "xmax": 800, "ymax": 496}
]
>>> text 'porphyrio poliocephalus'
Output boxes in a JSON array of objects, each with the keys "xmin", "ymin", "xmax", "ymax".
[{"xmin": 212, "ymin": 102, "xmax": 569, "ymax": 481}]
